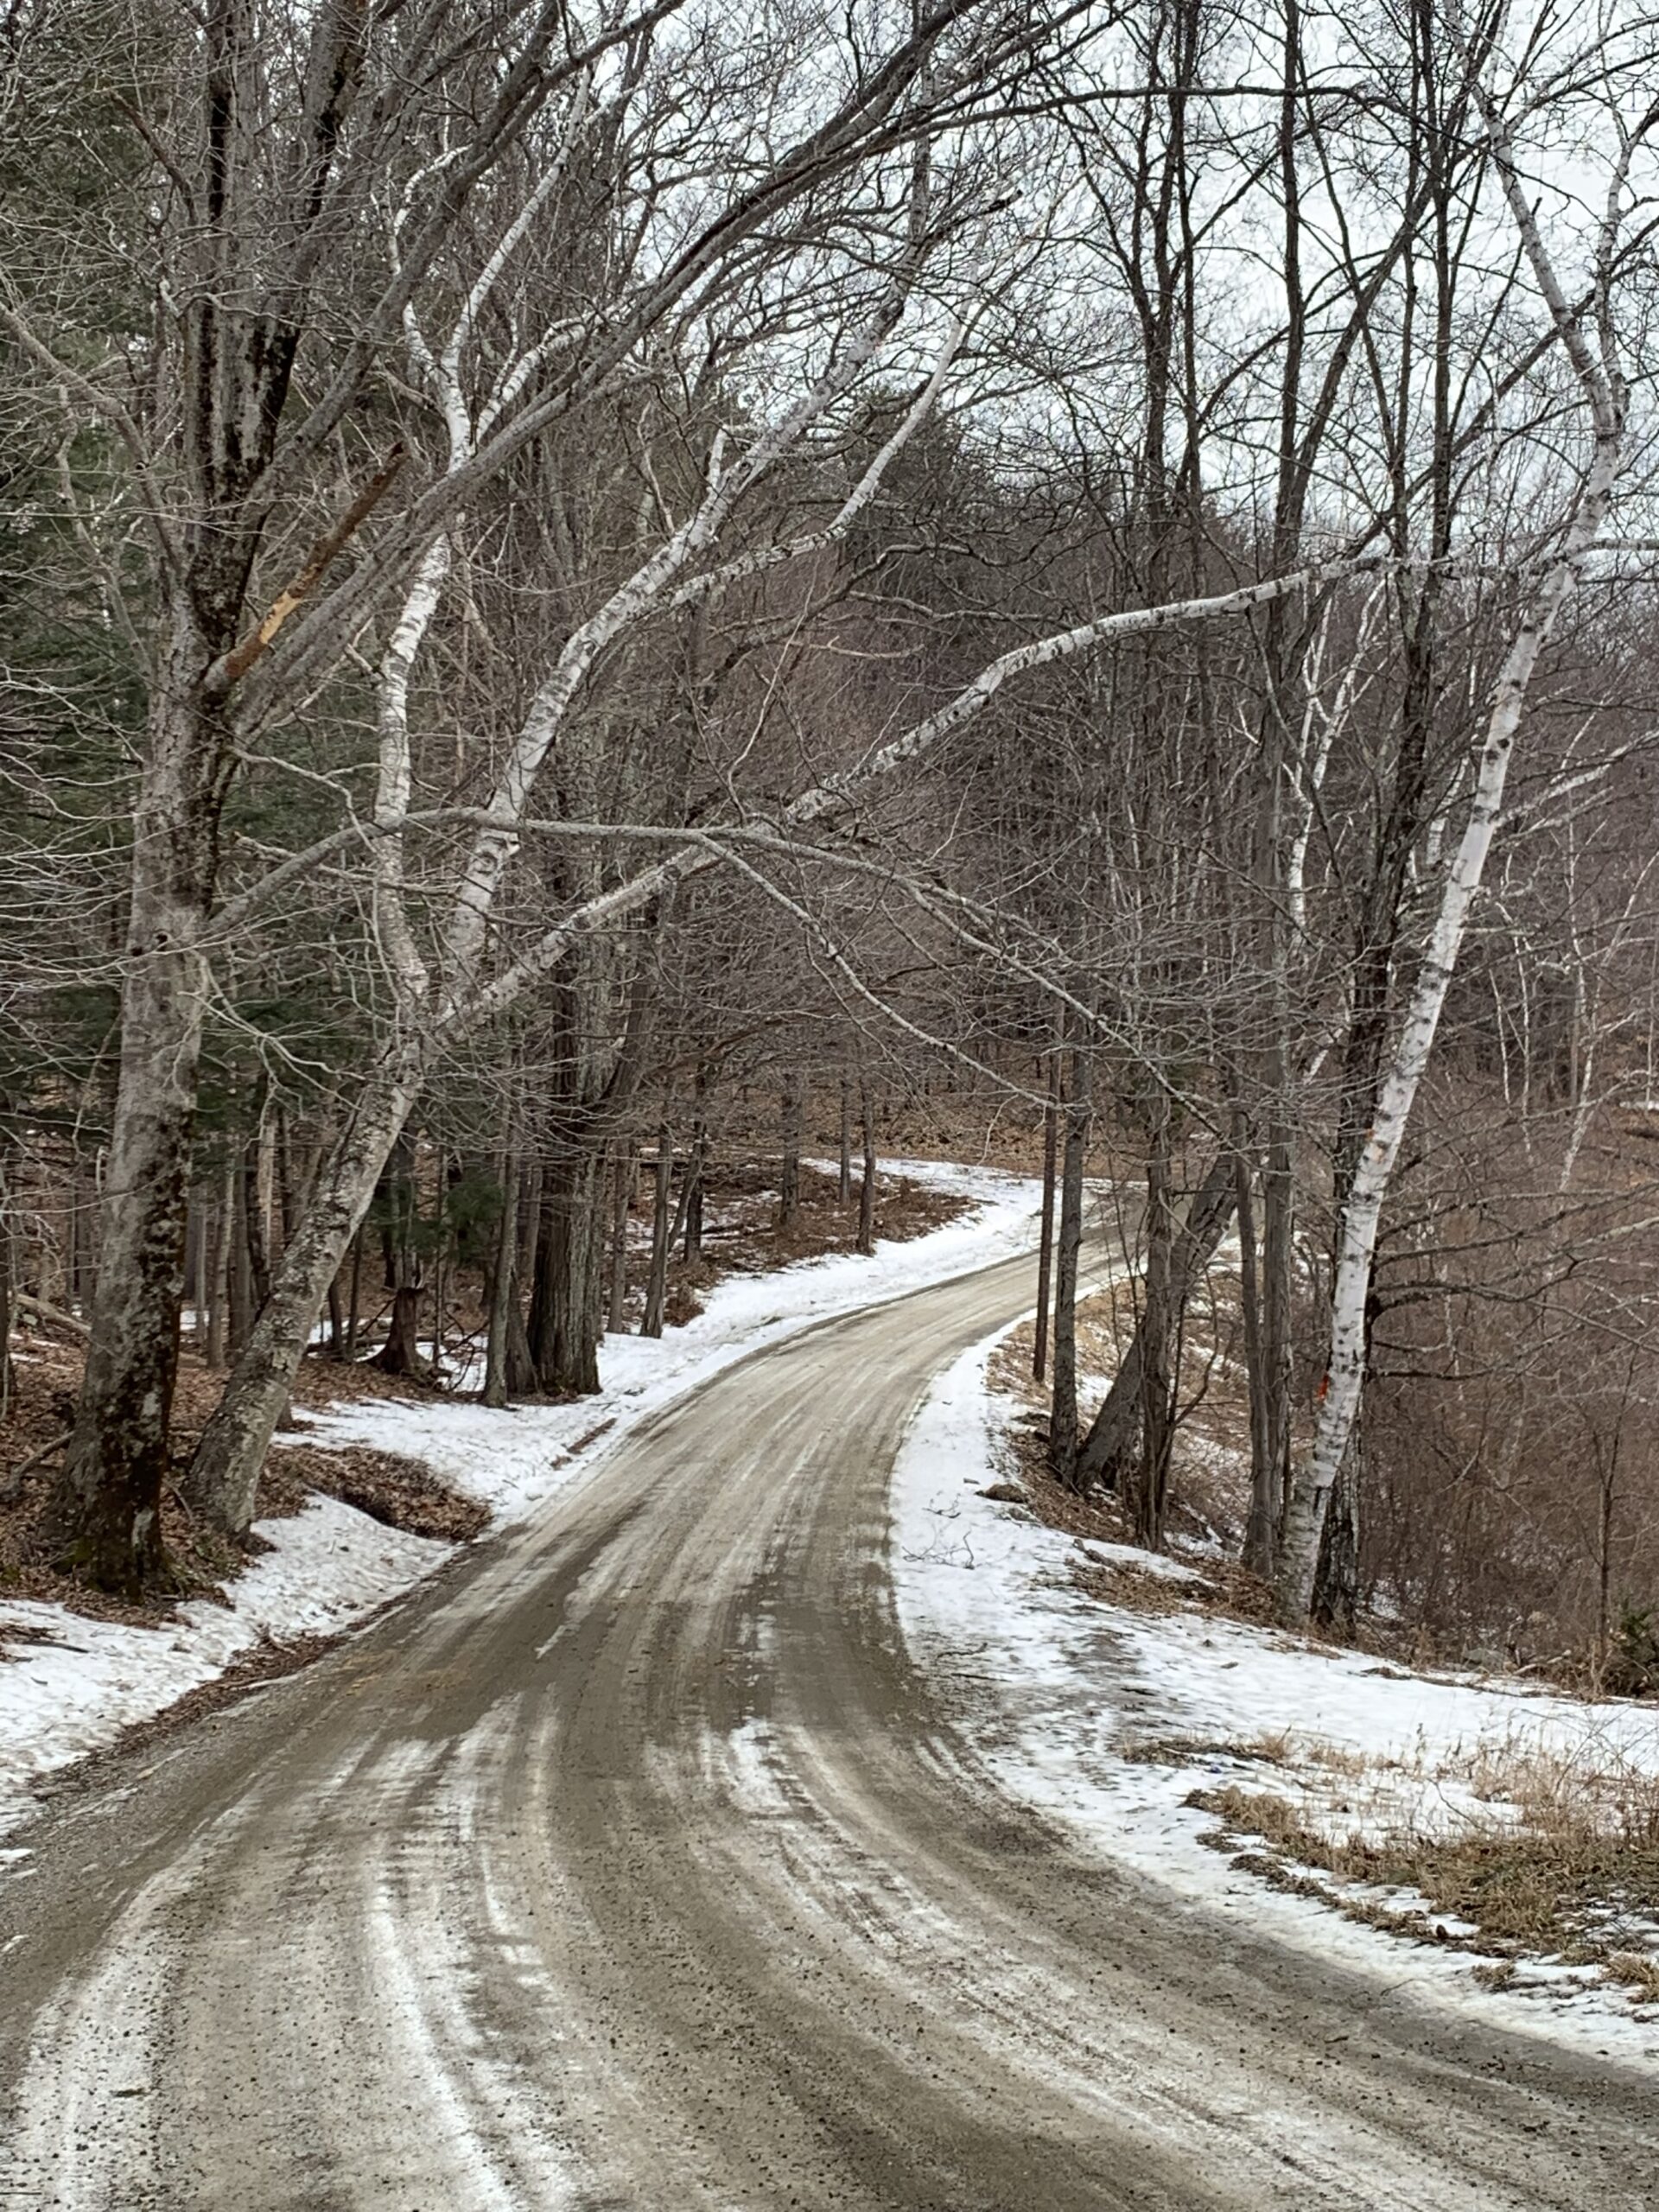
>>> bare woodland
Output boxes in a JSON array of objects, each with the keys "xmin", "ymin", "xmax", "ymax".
[{"xmin": 2, "ymin": 0, "xmax": 1658, "ymax": 1680}]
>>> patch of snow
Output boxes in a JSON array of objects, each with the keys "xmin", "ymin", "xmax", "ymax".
[
  {"xmin": 295, "ymin": 1160, "xmax": 1039, "ymax": 1526},
  {"xmin": 0, "ymin": 1497, "xmax": 448, "ymax": 1829},
  {"xmin": 889, "ymin": 1325, "xmax": 1659, "ymax": 2066},
  {"xmin": 1073, "ymin": 1538, "xmax": 1207, "ymax": 1585},
  {"xmin": 709, "ymin": 1716, "xmax": 795, "ymax": 1821},
  {"xmin": 0, "ymin": 1164, "xmax": 1039, "ymax": 1839}
]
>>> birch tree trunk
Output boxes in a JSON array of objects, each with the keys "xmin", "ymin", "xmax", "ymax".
[
  {"xmin": 1313, "ymin": 1430, "xmax": 1363, "ymax": 1632},
  {"xmin": 1277, "ymin": 490, "xmax": 1624, "ymax": 1623},
  {"xmin": 1316, "ymin": 582, "xmax": 1446, "ymax": 1618},
  {"xmin": 1274, "ymin": 40, "xmax": 1631, "ymax": 1619}
]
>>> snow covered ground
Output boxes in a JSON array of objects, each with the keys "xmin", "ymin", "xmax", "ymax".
[
  {"xmin": 0, "ymin": 1162, "xmax": 1038, "ymax": 1840},
  {"xmin": 890, "ymin": 1324, "xmax": 1659, "ymax": 2065}
]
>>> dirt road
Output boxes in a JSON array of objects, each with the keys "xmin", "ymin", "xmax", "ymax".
[{"xmin": 1, "ymin": 1252, "xmax": 1653, "ymax": 2209}]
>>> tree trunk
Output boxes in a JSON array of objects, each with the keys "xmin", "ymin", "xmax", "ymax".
[
  {"xmin": 837, "ymin": 1076, "xmax": 853, "ymax": 1206},
  {"xmin": 71, "ymin": 1151, "xmax": 96, "ymax": 1313},
  {"xmin": 607, "ymin": 1147, "xmax": 632, "ymax": 1333},
  {"xmin": 1033, "ymin": 1054, "xmax": 1058, "ymax": 1383},
  {"xmin": 344, "ymin": 1228, "xmax": 364, "ymax": 1362},
  {"xmin": 1311, "ymin": 625, "xmax": 1443, "ymax": 1624},
  {"xmin": 640, "ymin": 1128, "xmax": 672, "ymax": 1338},
  {"xmin": 778, "ymin": 1071, "xmax": 802, "ymax": 1227},
  {"xmin": 228, "ymin": 1160, "xmax": 254, "ymax": 1360},
  {"xmin": 529, "ymin": 1141, "xmax": 607, "ymax": 1391},
  {"xmin": 185, "ymin": 1195, "xmax": 207, "ymax": 1352},
  {"xmin": 373, "ymin": 1134, "xmax": 428, "ymax": 1377},
  {"xmin": 378, "ymin": 1284, "xmax": 426, "ymax": 1376},
  {"xmin": 0, "ymin": 1160, "xmax": 13, "ymax": 1421},
  {"xmin": 184, "ymin": 1047, "xmax": 428, "ymax": 1539},
  {"xmin": 1312, "ymin": 1428, "xmax": 1362, "ymax": 1634},
  {"xmin": 430, "ymin": 1153, "xmax": 450, "ymax": 1381},
  {"xmin": 204, "ymin": 1156, "xmax": 232, "ymax": 1372},
  {"xmin": 506, "ymin": 1160, "xmax": 541, "ymax": 1395},
  {"xmin": 1128, "ymin": 1106, "xmax": 1177, "ymax": 1548},
  {"xmin": 244, "ymin": 1122, "xmax": 272, "ymax": 1315},
  {"xmin": 1236, "ymin": 1135, "xmax": 1278, "ymax": 1575},
  {"xmin": 856, "ymin": 1080, "xmax": 878, "ymax": 1257},
  {"xmin": 1077, "ymin": 1149, "xmax": 1235, "ymax": 1491},
  {"xmin": 683, "ymin": 1090, "xmax": 709, "ymax": 1264},
  {"xmin": 1256, "ymin": 1109, "xmax": 1296, "ymax": 1554},
  {"xmin": 49, "ymin": 598, "xmax": 235, "ymax": 1588},
  {"xmin": 1276, "ymin": 384, "xmax": 1622, "ymax": 1622},
  {"xmin": 483, "ymin": 1139, "xmax": 519, "ymax": 1410},
  {"xmin": 275, "ymin": 1109, "xmax": 296, "ymax": 1252},
  {"xmin": 665, "ymin": 1151, "xmax": 696, "ymax": 1258},
  {"xmin": 1047, "ymin": 1051, "xmax": 1091, "ymax": 1490}
]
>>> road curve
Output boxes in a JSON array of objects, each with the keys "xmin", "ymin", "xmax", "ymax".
[{"xmin": 2, "ymin": 1251, "xmax": 1655, "ymax": 2209}]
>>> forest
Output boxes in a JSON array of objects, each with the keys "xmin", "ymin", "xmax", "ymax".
[{"xmin": 2, "ymin": 0, "xmax": 1657, "ymax": 1682}]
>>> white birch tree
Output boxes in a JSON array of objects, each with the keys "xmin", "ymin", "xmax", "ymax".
[{"xmin": 1274, "ymin": 67, "xmax": 1647, "ymax": 1624}]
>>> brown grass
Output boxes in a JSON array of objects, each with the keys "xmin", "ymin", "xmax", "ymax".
[{"xmin": 1187, "ymin": 1738, "xmax": 1659, "ymax": 2007}]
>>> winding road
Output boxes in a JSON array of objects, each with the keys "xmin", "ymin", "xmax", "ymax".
[{"xmin": 1, "ymin": 1251, "xmax": 1654, "ymax": 2209}]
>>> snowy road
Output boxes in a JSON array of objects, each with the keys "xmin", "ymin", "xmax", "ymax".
[{"xmin": 1, "ymin": 1252, "xmax": 1654, "ymax": 2209}]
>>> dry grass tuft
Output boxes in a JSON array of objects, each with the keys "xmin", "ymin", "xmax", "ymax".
[
  {"xmin": 1187, "ymin": 1743, "xmax": 1659, "ymax": 2005},
  {"xmin": 1605, "ymin": 1951, "xmax": 1659, "ymax": 2005}
]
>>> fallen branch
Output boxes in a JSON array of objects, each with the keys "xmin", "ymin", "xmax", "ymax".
[
  {"xmin": 0, "ymin": 1427, "xmax": 73, "ymax": 1503},
  {"xmin": 16, "ymin": 1293, "xmax": 90, "ymax": 1340}
]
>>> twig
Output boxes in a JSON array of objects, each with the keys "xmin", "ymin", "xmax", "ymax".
[{"xmin": 0, "ymin": 1427, "xmax": 72, "ymax": 1503}]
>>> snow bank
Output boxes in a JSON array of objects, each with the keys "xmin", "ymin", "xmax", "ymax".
[
  {"xmin": 889, "ymin": 1325, "xmax": 1659, "ymax": 2064},
  {"xmin": 0, "ymin": 1162, "xmax": 1039, "ymax": 1838},
  {"xmin": 0, "ymin": 1500, "xmax": 448, "ymax": 1816}
]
